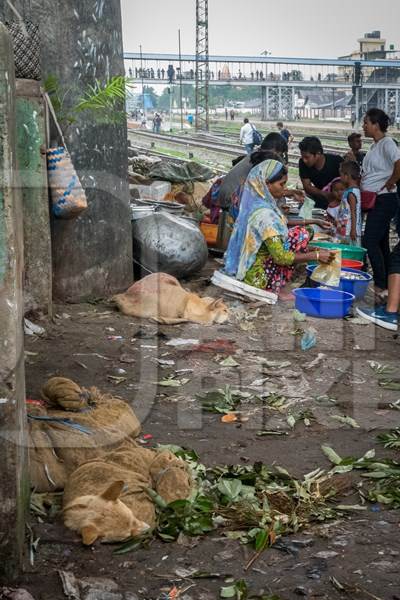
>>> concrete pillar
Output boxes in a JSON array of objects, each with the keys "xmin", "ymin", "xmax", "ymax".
[
  {"xmin": 0, "ymin": 24, "xmax": 29, "ymax": 580},
  {"xmin": 30, "ymin": 0, "xmax": 133, "ymax": 302},
  {"xmin": 384, "ymin": 88, "xmax": 389, "ymax": 114},
  {"xmin": 15, "ymin": 79, "xmax": 52, "ymax": 314}
]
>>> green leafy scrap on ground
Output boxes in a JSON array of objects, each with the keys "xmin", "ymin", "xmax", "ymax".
[
  {"xmin": 378, "ymin": 429, "xmax": 400, "ymax": 449},
  {"xmin": 198, "ymin": 385, "xmax": 255, "ymax": 414},
  {"xmin": 220, "ymin": 579, "xmax": 280, "ymax": 599},
  {"xmin": 114, "ymin": 447, "xmax": 344, "ymax": 555},
  {"xmin": 322, "ymin": 445, "xmax": 400, "ymax": 508}
]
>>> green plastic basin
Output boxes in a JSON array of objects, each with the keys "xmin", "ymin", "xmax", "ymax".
[{"xmin": 309, "ymin": 241, "xmax": 367, "ymax": 262}]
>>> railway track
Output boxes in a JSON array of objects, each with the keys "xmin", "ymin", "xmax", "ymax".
[{"xmin": 128, "ymin": 129, "xmax": 338, "ymax": 169}]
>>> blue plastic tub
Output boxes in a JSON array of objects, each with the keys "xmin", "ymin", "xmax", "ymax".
[
  {"xmin": 306, "ymin": 266, "xmax": 372, "ymax": 301},
  {"xmin": 294, "ymin": 288, "xmax": 355, "ymax": 319}
]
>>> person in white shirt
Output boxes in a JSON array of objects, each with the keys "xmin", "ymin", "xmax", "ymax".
[
  {"xmin": 239, "ymin": 118, "xmax": 255, "ymax": 155},
  {"xmin": 362, "ymin": 108, "xmax": 400, "ymax": 299}
]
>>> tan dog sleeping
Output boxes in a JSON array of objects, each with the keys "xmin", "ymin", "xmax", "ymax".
[
  {"xmin": 29, "ymin": 378, "xmax": 193, "ymax": 545},
  {"xmin": 113, "ymin": 272, "xmax": 229, "ymax": 325},
  {"xmin": 62, "ymin": 442, "xmax": 192, "ymax": 544}
]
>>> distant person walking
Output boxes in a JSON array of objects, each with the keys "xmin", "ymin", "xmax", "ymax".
[
  {"xmin": 345, "ymin": 132, "xmax": 365, "ymax": 167},
  {"xmin": 230, "ymin": 109, "xmax": 235, "ymax": 121},
  {"xmin": 225, "ymin": 107, "xmax": 228, "ymax": 120},
  {"xmin": 153, "ymin": 112, "xmax": 162, "ymax": 133},
  {"xmin": 240, "ymin": 118, "xmax": 255, "ymax": 154},
  {"xmin": 351, "ymin": 112, "xmax": 356, "ymax": 128},
  {"xmin": 277, "ymin": 122, "xmax": 293, "ymax": 163},
  {"xmin": 276, "ymin": 122, "xmax": 293, "ymax": 145}
]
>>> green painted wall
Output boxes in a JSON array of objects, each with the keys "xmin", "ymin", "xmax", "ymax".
[{"xmin": 15, "ymin": 84, "xmax": 52, "ymax": 313}]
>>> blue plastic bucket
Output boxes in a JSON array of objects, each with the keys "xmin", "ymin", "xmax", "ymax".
[
  {"xmin": 306, "ymin": 266, "xmax": 372, "ymax": 301},
  {"xmin": 294, "ymin": 288, "xmax": 355, "ymax": 319}
]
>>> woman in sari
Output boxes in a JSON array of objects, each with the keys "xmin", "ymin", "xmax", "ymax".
[{"xmin": 224, "ymin": 159, "xmax": 335, "ymax": 301}]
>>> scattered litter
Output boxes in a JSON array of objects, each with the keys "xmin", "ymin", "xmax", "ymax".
[
  {"xmin": 58, "ymin": 571, "xmax": 80, "ymax": 600},
  {"xmin": 158, "ymin": 376, "xmax": 190, "ymax": 387},
  {"xmin": 199, "ymin": 386, "xmax": 253, "ymax": 414},
  {"xmin": 219, "ymin": 356, "xmax": 240, "ymax": 368},
  {"xmin": 256, "ymin": 430, "xmax": 288, "ymax": 437},
  {"xmin": 165, "ymin": 338, "xmax": 199, "ymax": 347},
  {"xmin": 119, "ymin": 354, "xmax": 136, "ymax": 364},
  {"xmin": 155, "ymin": 359, "xmax": 176, "ymax": 367},
  {"xmin": 25, "ymin": 350, "xmax": 38, "ymax": 357},
  {"xmin": 249, "ymin": 378, "xmax": 269, "ymax": 387},
  {"xmin": 74, "ymin": 361, "xmax": 88, "ymax": 370},
  {"xmin": 331, "ymin": 415, "xmax": 360, "ymax": 428},
  {"xmin": 249, "ymin": 357, "xmax": 291, "ymax": 369},
  {"xmin": 188, "ymin": 340, "xmax": 237, "ymax": 354},
  {"xmin": 287, "ymin": 415, "xmax": 296, "ymax": 429},
  {"xmin": 378, "ymin": 379, "xmax": 400, "ymax": 391},
  {"xmin": 292, "ymin": 309, "xmax": 307, "ymax": 322},
  {"xmin": 346, "ymin": 316, "xmax": 371, "ymax": 325},
  {"xmin": 24, "ymin": 318, "xmax": 45, "ymax": 336},
  {"xmin": 301, "ymin": 327, "xmax": 317, "ymax": 351},
  {"xmin": 313, "ymin": 550, "xmax": 339, "ymax": 559},
  {"xmin": 73, "ymin": 352, "xmax": 112, "ymax": 361},
  {"xmin": 107, "ymin": 335, "xmax": 124, "ymax": 341},
  {"xmin": 367, "ymin": 361, "xmax": 397, "ymax": 375},
  {"xmin": 336, "ymin": 504, "xmax": 367, "ymax": 511},
  {"xmin": 304, "ymin": 353, "xmax": 326, "ymax": 370},
  {"xmin": 221, "ymin": 413, "xmax": 238, "ymax": 423},
  {"xmin": 106, "ymin": 375, "xmax": 127, "ymax": 385}
]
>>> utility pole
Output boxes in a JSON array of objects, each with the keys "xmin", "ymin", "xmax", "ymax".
[
  {"xmin": 195, "ymin": 0, "xmax": 209, "ymax": 131},
  {"xmin": 178, "ymin": 29, "xmax": 184, "ymax": 131},
  {"xmin": 140, "ymin": 44, "xmax": 146, "ymax": 123}
]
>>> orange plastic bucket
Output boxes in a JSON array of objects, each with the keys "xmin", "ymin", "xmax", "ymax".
[
  {"xmin": 200, "ymin": 222, "xmax": 218, "ymax": 246},
  {"xmin": 341, "ymin": 258, "xmax": 363, "ymax": 270}
]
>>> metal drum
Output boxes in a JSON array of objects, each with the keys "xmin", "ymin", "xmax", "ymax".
[{"xmin": 132, "ymin": 211, "xmax": 208, "ymax": 278}]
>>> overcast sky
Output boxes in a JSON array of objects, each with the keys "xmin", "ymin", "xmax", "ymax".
[{"xmin": 121, "ymin": 0, "xmax": 399, "ymax": 59}]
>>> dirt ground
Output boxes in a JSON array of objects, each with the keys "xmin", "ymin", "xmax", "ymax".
[{"xmin": 16, "ymin": 259, "xmax": 400, "ymax": 600}]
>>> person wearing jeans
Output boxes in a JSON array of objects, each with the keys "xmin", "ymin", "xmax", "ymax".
[
  {"xmin": 361, "ymin": 108, "xmax": 400, "ymax": 300},
  {"xmin": 240, "ymin": 118, "xmax": 255, "ymax": 155},
  {"xmin": 357, "ymin": 241, "xmax": 400, "ymax": 330}
]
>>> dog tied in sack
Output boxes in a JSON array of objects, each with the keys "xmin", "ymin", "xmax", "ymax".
[
  {"xmin": 62, "ymin": 442, "xmax": 193, "ymax": 544},
  {"xmin": 114, "ymin": 273, "xmax": 230, "ymax": 325},
  {"xmin": 29, "ymin": 377, "xmax": 193, "ymax": 545}
]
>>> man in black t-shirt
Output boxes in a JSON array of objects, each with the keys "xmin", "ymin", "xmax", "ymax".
[{"xmin": 298, "ymin": 136, "xmax": 343, "ymax": 209}]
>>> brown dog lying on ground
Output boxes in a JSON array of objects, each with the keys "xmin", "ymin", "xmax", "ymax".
[
  {"xmin": 29, "ymin": 378, "xmax": 193, "ymax": 545},
  {"xmin": 62, "ymin": 441, "xmax": 192, "ymax": 544},
  {"xmin": 113, "ymin": 272, "xmax": 229, "ymax": 325}
]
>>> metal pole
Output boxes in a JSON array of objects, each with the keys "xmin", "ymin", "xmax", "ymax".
[
  {"xmin": 169, "ymin": 86, "xmax": 173, "ymax": 132},
  {"xmin": 178, "ymin": 29, "xmax": 184, "ymax": 131},
  {"xmin": 140, "ymin": 44, "xmax": 146, "ymax": 124},
  {"xmin": 355, "ymin": 87, "xmax": 360, "ymax": 127}
]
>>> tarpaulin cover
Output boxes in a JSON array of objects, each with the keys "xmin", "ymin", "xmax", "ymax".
[{"xmin": 149, "ymin": 160, "xmax": 214, "ymax": 183}]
